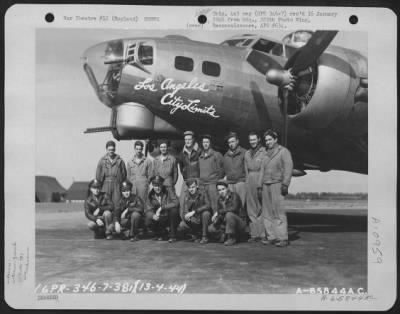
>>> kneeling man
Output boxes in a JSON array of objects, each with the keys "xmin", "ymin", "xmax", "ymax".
[
  {"xmin": 177, "ymin": 179, "xmax": 212, "ymax": 244},
  {"xmin": 145, "ymin": 175, "xmax": 180, "ymax": 242},
  {"xmin": 208, "ymin": 180, "xmax": 246, "ymax": 246},
  {"xmin": 84, "ymin": 179, "xmax": 114, "ymax": 240},
  {"xmin": 114, "ymin": 181, "xmax": 144, "ymax": 241}
]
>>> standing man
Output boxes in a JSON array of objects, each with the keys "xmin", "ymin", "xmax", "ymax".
[
  {"xmin": 208, "ymin": 180, "xmax": 246, "ymax": 246},
  {"xmin": 152, "ymin": 140, "xmax": 179, "ymax": 196},
  {"xmin": 114, "ymin": 181, "xmax": 144, "ymax": 242},
  {"xmin": 126, "ymin": 141, "xmax": 153, "ymax": 204},
  {"xmin": 145, "ymin": 175, "xmax": 180, "ymax": 243},
  {"xmin": 177, "ymin": 130, "xmax": 202, "ymax": 218},
  {"xmin": 198, "ymin": 134, "xmax": 225, "ymax": 214},
  {"xmin": 177, "ymin": 179, "xmax": 212, "ymax": 244},
  {"xmin": 258, "ymin": 130, "xmax": 293, "ymax": 247},
  {"xmin": 245, "ymin": 132, "xmax": 267, "ymax": 243},
  {"xmin": 96, "ymin": 140, "xmax": 127, "ymax": 208},
  {"xmin": 223, "ymin": 132, "xmax": 247, "ymax": 219}
]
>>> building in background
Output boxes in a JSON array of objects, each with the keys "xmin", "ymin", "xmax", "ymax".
[
  {"xmin": 66, "ymin": 181, "xmax": 90, "ymax": 203},
  {"xmin": 35, "ymin": 175, "xmax": 66, "ymax": 202}
]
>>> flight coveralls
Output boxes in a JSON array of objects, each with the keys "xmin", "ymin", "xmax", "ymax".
[
  {"xmin": 258, "ymin": 144, "xmax": 293, "ymax": 241},
  {"xmin": 177, "ymin": 143, "xmax": 201, "ymax": 218},
  {"xmin": 245, "ymin": 145, "xmax": 267, "ymax": 239},
  {"xmin": 96, "ymin": 154, "xmax": 127, "ymax": 208},
  {"xmin": 114, "ymin": 194, "xmax": 144, "ymax": 238},
  {"xmin": 152, "ymin": 154, "xmax": 178, "ymax": 195},
  {"xmin": 199, "ymin": 149, "xmax": 225, "ymax": 214},
  {"xmin": 177, "ymin": 190, "xmax": 212, "ymax": 238},
  {"xmin": 223, "ymin": 146, "xmax": 247, "ymax": 219},
  {"xmin": 145, "ymin": 187, "xmax": 180, "ymax": 239},
  {"xmin": 84, "ymin": 192, "xmax": 114, "ymax": 237},
  {"xmin": 208, "ymin": 190, "xmax": 246, "ymax": 241},
  {"xmin": 127, "ymin": 155, "xmax": 153, "ymax": 204}
]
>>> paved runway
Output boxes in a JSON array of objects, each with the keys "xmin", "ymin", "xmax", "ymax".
[{"xmin": 36, "ymin": 201, "xmax": 367, "ymax": 294}]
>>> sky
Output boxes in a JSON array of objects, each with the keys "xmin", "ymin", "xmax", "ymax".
[{"xmin": 36, "ymin": 28, "xmax": 368, "ymax": 193}]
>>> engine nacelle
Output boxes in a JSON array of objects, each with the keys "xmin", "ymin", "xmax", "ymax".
[
  {"xmin": 112, "ymin": 102, "xmax": 180, "ymax": 140},
  {"xmin": 288, "ymin": 46, "xmax": 367, "ymax": 131}
]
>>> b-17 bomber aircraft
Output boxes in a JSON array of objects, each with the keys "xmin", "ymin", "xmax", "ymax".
[{"xmin": 82, "ymin": 30, "xmax": 368, "ymax": 175}]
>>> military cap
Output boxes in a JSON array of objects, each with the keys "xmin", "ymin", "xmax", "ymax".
[
  {"xmin": 105, "ymin": 140, "xmax": 115, "ymax": 148},
  {"xmin": 225, "ymin": 131, "xmax": 238, "ymax": 141},
  {"xmin": 121, "ymin": 180, "xmax": 132, "ymax": 192},
  {"xmin": 89, "ymin": 179, "xmax": 102, "ymax": 189},
  {"xmin": 151, "ymin": 175, "xmax": 165, "ymax": 186},
  {"xmin": 134, "ymin": 140, "xmax": 144, "ymax": 148},
  {"xmin": 200, "ymin": 134, "xmax": 212, "ymax": 141},
  {"xmin": 216, "ymin": 179, "xmax": 229, "ymax": 188},
  {"xmin": 183, "ymin": 130, "xmax": 195, "ymax": 137}
]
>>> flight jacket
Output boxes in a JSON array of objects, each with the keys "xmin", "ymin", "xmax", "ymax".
[
  {"xmin": 178, "ymin": 143, "xmax": 202, "ymax": 181},
  {"xmin": 258, "ymin": 144, "xmax": 293, "ymax": 187},
  {"xmin": 114, "ymin": 194, "xmax": 144, "ymax": 223},
  {"xmin": 84, "ymin": 192, "xmax": 114, "ymax": 221},
  {"xmin": 146, "ymin": 186, "xmax": 179, "ymax": 216}
]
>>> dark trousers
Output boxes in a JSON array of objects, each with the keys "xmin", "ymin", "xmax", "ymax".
[
  {"xmin": 121, "ymin": 212, "xmax": 142, "ymax": 237},
  {"xmin": 208, "ymin": 212, "xmax": 246, "ymax": 240},
  {"xmin": 145, "ymin": 207, "xmax": 180, "ymax": 238},
  {"xmin": 87, "ymin": 210, "xmax": 113, "ymax": 235},
  {"xmin": 178, "ymin": 211, "xmax": 211, "ymax": 237}
]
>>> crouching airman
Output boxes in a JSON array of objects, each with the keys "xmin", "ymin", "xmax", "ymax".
[
  {"xmin": 177, "ymin": 179, "xmax": 212, "ymax": 244},
  {"xmin": 208, "ymin": 180, "xmax": 246, "ymax": 246},
  {"xmin": 84, "ymin": 179, "xmax": 114, "ymax": 240},
  {"xmin": 113, "ymin": 181, "xmax": 144, "ymax": 242},
  {"xmin": 145, "ymin": 175, "xmax": 180, "ymax": 243}
]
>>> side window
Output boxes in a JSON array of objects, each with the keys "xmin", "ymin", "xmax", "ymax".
[
  {"xmin": 138, "ymin": 45, "xmax": 153, "ymax": 65},
  {"xmin": 175, "ymin": 56, "xmax": 194, "ymax": 72},
  {"xmin": 202, "ymin": 61, "xmax": 221, "ymax": 77}
]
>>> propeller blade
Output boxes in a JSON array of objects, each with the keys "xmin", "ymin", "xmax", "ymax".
[
  {"xmin": 281, "ymin": 89, "xmax": 289, "ymax": 147},
  {"xmin": 287, "ymin": 31, "xmax": 338, "ymax": 73}
]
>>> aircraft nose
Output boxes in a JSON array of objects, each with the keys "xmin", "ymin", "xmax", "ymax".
[{"xmin": 82, "ymin": 40, "xmax": 124, "ymax": 107}]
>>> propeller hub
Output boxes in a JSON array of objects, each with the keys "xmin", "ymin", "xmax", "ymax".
[{"xmin": 266, "ymin": 69, "xmax": 295, "ymax": 89}]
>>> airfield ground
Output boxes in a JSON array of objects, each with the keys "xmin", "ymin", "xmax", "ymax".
[{"xmin": 36, "ymin": 200, "xmax": 367, "ymax": 294}]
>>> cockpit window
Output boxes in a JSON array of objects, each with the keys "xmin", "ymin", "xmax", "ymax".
[
  {"xmin": 138, "ymin": 45, "xmax": 153, "ymax": 65},
  {"xmin": 175, "ymin": 56, "xmax": 194, "ymax": 72},
  {"xmin": 271, "ymin": 44, "xmax": 284, "ymax": 57},
  {"xmin": 253, "ymin": 39, "xmax": 280, "ymax": 55},
  {"xmin": 221, "ymin": 38, "xmax": 252, "ymax": 47},
  {"xmin": 243, "ymin": 39, "xmax": 254, "ymax": 46},
  {"xmin": 284, "ymin": 45, "xmax": 297, "ymax": 59},
  {"xmin": 202, "ymin": 61, "xmax": 220, "ymax": 77}
]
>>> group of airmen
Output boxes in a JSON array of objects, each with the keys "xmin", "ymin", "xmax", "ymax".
[{"xmin": 84, "ymin": 129, "xmax": 293, "ymax": 247}]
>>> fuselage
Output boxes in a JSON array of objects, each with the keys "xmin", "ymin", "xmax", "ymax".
[{"xmin": 83, "ymin": 34, "xmax": 367, "ymax": 174}]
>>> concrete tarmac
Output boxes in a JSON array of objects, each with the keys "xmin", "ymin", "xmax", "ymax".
[{"xmin": 36, "ymin": 201, "xmax": 367, "ymax": 294}]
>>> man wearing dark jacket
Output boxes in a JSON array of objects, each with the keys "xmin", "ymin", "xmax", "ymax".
[
  {"xmin": 208, "ymin": 180, "xmax": 246, "ymax": 246},
  {"xmin": 96, "ymin": 141, "xmax": 127, "ymax": 208},
  {"xmin": 177, "ymin": 130, "xmax": 202, "ymax": 218},
  {"xmin": 84, "ymin": 179, "xmax": 114, "ymax": 240},
  {"xmin": 114, "ymin": 181, "xmax": 144, "ymax": 242},
  {"xmin": 145, "ymin": 175, "xmax": 180, "ymax": 242},
  {"xmin": 177, "ymin": 179, "xmax": 212, "ymax": 244}
]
